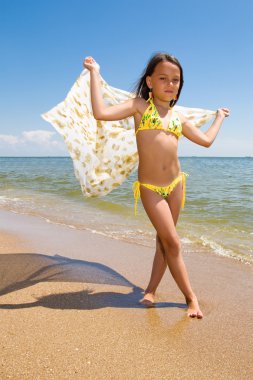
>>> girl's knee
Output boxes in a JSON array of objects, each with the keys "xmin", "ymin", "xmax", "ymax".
[{"xmin": 160, "ymin": 235, "xmax": 181, "ymax": 256}]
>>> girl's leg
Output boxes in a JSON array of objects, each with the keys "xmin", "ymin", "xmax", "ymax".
[
  {"xmin": 140, "ymin": 184, "xmax": 203, "ymax": 318},
  {"xmin": 140, "ymin": 182, "xmax": 182, "ymax": 303},
  {"xmin": 139, "ymin": 235, "xmax": 167, "ymax": 305}
]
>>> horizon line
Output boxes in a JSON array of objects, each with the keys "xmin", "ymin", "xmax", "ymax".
[{"xmin": 0, "ymin": 156, "xmax": 252, "ymax": 159}]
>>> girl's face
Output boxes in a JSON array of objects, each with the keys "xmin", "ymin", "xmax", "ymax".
[{"xmin": 146, "ymin": 61, "xmax": 181, "ymax": 102}]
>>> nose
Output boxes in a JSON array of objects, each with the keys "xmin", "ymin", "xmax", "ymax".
[{"xmin": 165, "ymin": 79, "xmax": 174, "ymax": 87}]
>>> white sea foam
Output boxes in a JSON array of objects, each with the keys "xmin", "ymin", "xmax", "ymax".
[
  {"xmin": 200, "ymin": 235, "xmax": 252, "ymax": 264},
  {"xmin": 181, "ymin": 237, "xmax": 193, "ymax": 244},
  {"xmin": 45, "ymin": 218, "xmax": 76, "ymax": 229},
  {"xmin": 0, "ymin": 195, "xmax": 20, "ymax": 203}
]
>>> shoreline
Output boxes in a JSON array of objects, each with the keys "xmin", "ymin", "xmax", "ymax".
[
  {"xmin": 0, "ymin": 209, "xmax": 253, "ymax": 379},
  {"xmin": 1, "ymin": 206, "xmax": 252, "ymax": 266}
]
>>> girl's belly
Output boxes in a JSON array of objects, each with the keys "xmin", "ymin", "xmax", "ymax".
[{"xmin": 137, "ymin": 132, "xmax": 181, "ymax": 185}]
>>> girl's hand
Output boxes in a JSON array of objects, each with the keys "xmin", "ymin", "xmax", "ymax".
[
  {"xmin": 83, "ymin": 56, "xmax": 100, "ymax": 73},
  {"xmin": 216, "ymin": 108, "xmax": 230, "ymax": 119}
]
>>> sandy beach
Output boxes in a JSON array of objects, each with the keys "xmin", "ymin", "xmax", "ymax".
[{"xmin": 0, "ymin": 209, "xmax": 252, "ymax": 380}]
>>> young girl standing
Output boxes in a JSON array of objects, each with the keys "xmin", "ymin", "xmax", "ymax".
[{"xmin": 84, "ymin": 53, "xmax": 229, "ymax": 319}]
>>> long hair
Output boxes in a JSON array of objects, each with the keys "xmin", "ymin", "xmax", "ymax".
[{"xmin": 134, "ymin": 52, "xmax": 184, "ymax": 107}]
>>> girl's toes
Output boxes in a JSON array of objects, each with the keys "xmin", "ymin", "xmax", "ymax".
[
  {"xmin": 139, "ymin": 298, "xmax": 154, "ymax": 307},
  {"xmin": 187, "ymin": 309, "xmax": 197, "ymax": 317}
]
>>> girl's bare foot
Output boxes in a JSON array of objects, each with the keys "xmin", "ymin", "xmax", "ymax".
[
  {"xmin": 139, "ymin": 292, "xmax": 155, "ymax": 307},
  {"xmin": 186, "ymin": 295, "xmax": 203, "ymax": 319}
]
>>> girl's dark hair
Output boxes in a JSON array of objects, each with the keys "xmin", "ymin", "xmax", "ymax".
[{"xmin": 135, "ymin": 52, "xmax": 184, "ymax": 107}]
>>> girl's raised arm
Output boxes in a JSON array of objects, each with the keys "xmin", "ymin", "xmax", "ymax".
[
  {"xmin": 83, "ymin": 56, "xmax": 139, "ymax": 121},
  {"xmin": 180, "ymin": 108, "xmax": 230, "ymax": 147}
]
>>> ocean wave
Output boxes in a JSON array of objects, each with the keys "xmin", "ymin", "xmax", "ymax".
[{"xmin": 199, "ymin": 235, "xmax": 252, "ymax": 265}]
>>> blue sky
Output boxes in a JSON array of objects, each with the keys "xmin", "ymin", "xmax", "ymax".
[{"xmin": 0, "ymin": 0, "xmax": 252, "ymax": 156}]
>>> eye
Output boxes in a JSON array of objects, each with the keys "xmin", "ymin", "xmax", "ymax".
[
  {"xmin": 159, "ymin": 77, "xmax": 166, "ymax": 80},
  {"xmin": 173, "ymin": 79, "xmax": 180, "ymax": 84}
]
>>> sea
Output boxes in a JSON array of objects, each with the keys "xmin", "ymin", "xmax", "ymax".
[{"xmin": 0, "ymin": 157, "xmax": 252, "ymax": 265}]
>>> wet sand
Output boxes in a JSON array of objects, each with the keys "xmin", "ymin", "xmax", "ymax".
[{"xmin": 0, "ymin": 209, "xmax": 252, "ymax": 380}]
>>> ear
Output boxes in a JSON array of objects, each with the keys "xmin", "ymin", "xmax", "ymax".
[{"xmin": 146, "ymin": 76, "xmax": 152, "ymax": 89}]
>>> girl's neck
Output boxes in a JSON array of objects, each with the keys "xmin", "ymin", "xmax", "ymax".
[{"xmin": 152, "ymin": 97, "xmax": 172, "ymax": 111}]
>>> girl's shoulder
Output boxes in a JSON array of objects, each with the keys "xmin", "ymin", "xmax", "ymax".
[
  {"xmin": 133, "ymin": 97, "xmax": 150, "ymax": 126},
  {"xmin": 133, "ymin": 97, "xmax": 149, "ymax": 116}
]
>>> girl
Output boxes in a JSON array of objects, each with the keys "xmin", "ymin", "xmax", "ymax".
[{"xmin": 84, "ymin": 53, "xmax": 229, "ymax": 319}]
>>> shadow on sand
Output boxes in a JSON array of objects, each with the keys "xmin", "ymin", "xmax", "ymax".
[{"xmin": 0, "ymin": 253, "xmax": 187, "ymax": 311}]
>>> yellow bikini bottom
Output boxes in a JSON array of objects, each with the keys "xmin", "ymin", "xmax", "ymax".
[{"xmin": 132, "ymin": 172, "xmax": 189, "ymax": 215}]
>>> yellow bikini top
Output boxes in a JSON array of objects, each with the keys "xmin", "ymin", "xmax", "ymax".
[{"xmin": 136, "ymin": 98, "xmax": 183, "ymax": 138}]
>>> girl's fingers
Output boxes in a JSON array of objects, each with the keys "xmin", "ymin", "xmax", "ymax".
[
  {"xmin": 83, "ymin": 56, "xmax": 100, "ymax": 72},
  {"xmin": 217, "ymin": 108, "xmax": 230, "ymax": 117},
  {"xmin": 83, "ymin": 56, "xmax": 94, "ymax": 66},
  {"xmin": 223, "ymin": 108, "xmax": 230, "ymax": 117}
]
